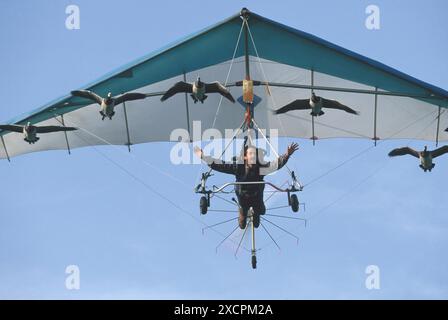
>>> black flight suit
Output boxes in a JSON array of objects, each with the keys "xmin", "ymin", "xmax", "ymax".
[{"xmin": 206, "ymin": 154, "xmax": 290, "ymax": 229}]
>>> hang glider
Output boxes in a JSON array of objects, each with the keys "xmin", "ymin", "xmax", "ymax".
[{"xmin": 1, "ymin": 7, "xmax": 448, "ymax": 161}]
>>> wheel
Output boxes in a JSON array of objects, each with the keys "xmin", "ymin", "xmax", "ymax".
[
  {"xmin": 251, "ymin": 255, "xmax": 257, "ymax": 269},
  {"xmin": 200, "ymin": 196, "xmax": 208, "ymax": 215},
  {"xmin": 290, "ymin": 194, "xmax": 299, "ymax": 213}
]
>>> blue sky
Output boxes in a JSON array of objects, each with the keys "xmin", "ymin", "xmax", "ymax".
[{"xmin": 0, "ymin": 0, "xmax": 447, "ymax": 299}]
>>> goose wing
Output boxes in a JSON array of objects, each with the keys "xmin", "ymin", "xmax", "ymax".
[
  {"xmin": 71, "ymin": 90, "xmax": 103, "ymax": 104},
  {"xmin": 36, "ymin": 126, "xmax": 77, "ymax": 133},
  {"xmin": 114, "ymin": 92, "xmax": 147, "ymax": 105},
  {"xmin": 204, "ymin": 82, "xmax": 235, "ymax": 103},
  {"xmin": 388, "ymin": 147, "xmax": 420, "ymax": 158},
  {"xmin": 321, "ymin": 98, "xmax": 359, "ymax": 115},
  {"xmin": 431, "ymin": 145, "xmax": 448, "ymax": 158},
  {"xmin": 0, "ymin": 125, "xmax": 24, "ymax": 133},
  {"xmin": 160, "ymin": 82, "xmax": 193, "ymax": 101},
  {"xmin": 273, "ymin": 99, "xmax": 311, "ymax": 115}
]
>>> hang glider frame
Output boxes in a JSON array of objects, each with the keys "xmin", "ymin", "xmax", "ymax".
[
  {"xmin": 60, "ymin": 114, "xmax": 71, "ymax": 155},
  {"xmin": 1, "ymin": 135, "xmax": 10, "ymax": 162},
  {"xmin": 122, "ymin": 100, "xmax": 132, "ymax": 152},
  {"xmin": 1, "ymin": 7, "xmax": 447, "ymax": 161}
]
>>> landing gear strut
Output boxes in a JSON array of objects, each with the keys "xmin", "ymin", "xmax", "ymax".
[{"xmin": 250, "ymin": 208, "xmax": 257, "ymax": 269}]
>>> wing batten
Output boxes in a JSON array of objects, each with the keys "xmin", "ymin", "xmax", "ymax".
[{"xmin": 1, "ymin": 9, "xmax": 447, "ymax": 160}]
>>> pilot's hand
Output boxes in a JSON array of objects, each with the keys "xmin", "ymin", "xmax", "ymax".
[
  {"xmin": 194, "ymin": 146, "xmax": 204, "ymax": 159},
  {"xmin": 286, "ymin": 142, "xmax": 299, "ymax": 157}
]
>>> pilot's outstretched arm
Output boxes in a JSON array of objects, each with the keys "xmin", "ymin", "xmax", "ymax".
[
  {"xmin": 260, "ymin": 143, "xmax": 299, "ymax": 176},
  {"xmin": 194, "ymin": 147, "xmax": 237, "ymax": 175},
  {"xmin": 205, "ymin": 157, "xmax": 237, "ymax": 175}
]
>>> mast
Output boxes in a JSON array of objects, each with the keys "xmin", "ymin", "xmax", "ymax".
[
  {"xmin": 240, "ymin": 8, "xmax": 255, "ymax": 139},
  {"xmin": 242, "ymin": 8, "xmax": 250, "ymax": 80}
]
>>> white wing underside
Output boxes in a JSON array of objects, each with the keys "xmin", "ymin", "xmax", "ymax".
[{"xmin": 1, "ymin": 57, "xmax": 447, "ymax": 159}]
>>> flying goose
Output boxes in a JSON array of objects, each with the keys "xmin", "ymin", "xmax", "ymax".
[
  {"xmin": 274, "ymin": 92, "xmax": 359, "ymax": 117},
  {"xmin": 0, "ymin": 122, "xmax": 77, "ymax": 144},
  {"xmin": 161, "ymin": 77, "xmax": 235, "ymax": 104},
  {"xmin": 71, "ymin": 90, "xmax": 147, "ymax": 120},
  {"xmin": 388, "ymin": 145, "xmax": 448, "ymax": 172}
]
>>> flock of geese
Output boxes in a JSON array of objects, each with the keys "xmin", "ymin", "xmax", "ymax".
[{"xmin": 0, "ymin": 77, "xmax": 447, "ymax": 171}]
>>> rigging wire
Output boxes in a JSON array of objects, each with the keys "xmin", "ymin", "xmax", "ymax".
[
  {"xmin": 252, "ymin": 118, "xmax": 294, "ymax": 176},
  {"xmin": 305, "ymin": 109, "xmax": 444, "ymax": 222},
  {"xmin": 55, "ymin": 115, "xmax": 251, "ymax": 252},
  {"xmin": 260, "ymin": 222, "xmax": 282, "ymax": 252},
  {"xmin": 264, "ymin": 180, "xmax": 288, "ymax": 204},
  {"xmin": 303, "ymin": 108, "xmax": 440, "ymax": 188},
  {"xmin": 48, "ymin": 19, "xmax": 447, "ymax": 259},
  {"xmin": 282, "ymin": 113, "xmax": 372, "ymax": 139},
  {"xmin": 203, "ymin": 118, "xmax": 246, "ymax": 177},
  {"xmin": 257, "ymin": 109, "xmax": 445, "ymax": 249},
  {"xmin": 245, "ymin": 20, "xmax": 290, "ymax": 139},
  {"xmin": 245, "ymin": 18, "xmax": 445, "ymax": 193},
  {"xmin": 211, "ymin": 21, "xmax": 245, "ymax": 129},
  {"xmin": 234, "ymin": 220, "xmax": 250, "ymax": 258},
  {"xmin": 215, "ymin": 225, "xmax": 240, "ymax": 254},
  {"xmin": 194, "ymin": 20, "xmax": 245, "ymax": 185},
  {"xmin": 57, "ymin": 114, "xmax": 189, "ymax": 187},
  {"xmin": 306, "ymin": 162, "xmax": 388, "ymax": 221},
  {"xmin": 244, "ymin": 19, "xmax": 446, "ymax": 252},
  {"xmin": 261, "ymin": 216, "xmax": 300, "ymax": 244}
]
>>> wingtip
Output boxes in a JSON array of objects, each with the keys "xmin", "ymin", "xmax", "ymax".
[{"xmin": 71, "ymin": 89, "xmax": 85, "ymax": 96}]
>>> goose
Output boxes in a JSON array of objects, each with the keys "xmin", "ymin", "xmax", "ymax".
[
  {"xmin": 0, "ymin": 122, "xmax": 77, "ymax": 144},
  {"xmin": 161, "ymin": 77, "xmax": 235, "ymax": 104},
  {"xmin": 71, "ymin": 90, "xmax": 147, "ymax": 120},
  {"xmin": 388, "ymin": 145, "xmax": 448, "ymax": 172},
  {"xmin": 274, "ymin": 92, "xmax": 359, "ymax": 117}
]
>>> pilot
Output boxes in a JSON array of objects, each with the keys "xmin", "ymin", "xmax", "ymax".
[{"xmin": 194, "ymin": 142, "xmax": 299, "ymax": 229}]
